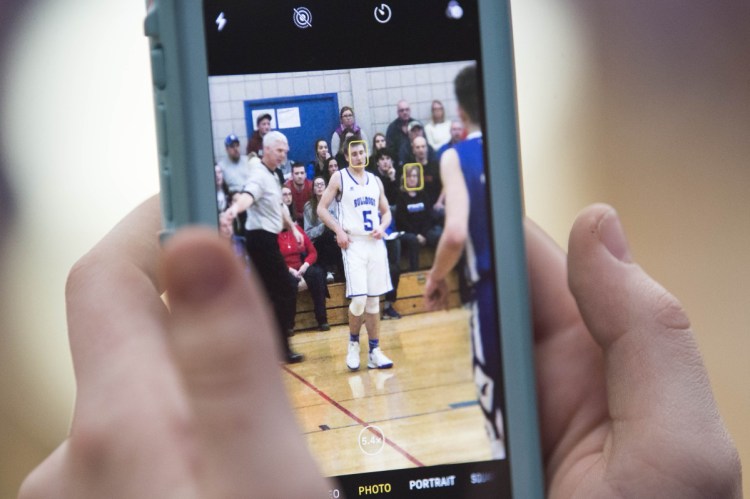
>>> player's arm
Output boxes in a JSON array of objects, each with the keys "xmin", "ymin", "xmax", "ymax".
[
  {"xmin": 370, "ymin": 177, "xmax": 391, "ymax": 239},
  {"xmin": 222, "ymin": 192, "xmax": 254, "ymax": 225},
  {"xmin": 224, "ymin": 167, "xmax": 263, "ymax": 222},
  {"xmin": 317, "ymin": 173, "xmax": 350, "ymax": 249},
  {"xmin": 425, "ymin": 148, "xmax": 468, "ymax": 310},
  {"xmin": 316, "ymin": 173, "xmax": 341, "ymax": 232}
]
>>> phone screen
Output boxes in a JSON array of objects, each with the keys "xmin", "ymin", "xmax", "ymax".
[{"xmin": 202, "ymin": 1, "xmax": 511, "ymax": 497}]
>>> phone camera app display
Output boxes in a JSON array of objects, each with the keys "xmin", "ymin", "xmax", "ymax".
[{"xmin": 203, "ymin": 1, "xmax": 511, "ymax": 496}]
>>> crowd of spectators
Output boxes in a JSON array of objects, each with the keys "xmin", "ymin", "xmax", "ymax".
[{"xmin": 214, "ymin": 97, "xmax": 463, "ymax": 340}]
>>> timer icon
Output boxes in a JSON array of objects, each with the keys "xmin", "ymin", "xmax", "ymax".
[{"xmin": 374, "ymin": 4, "xmax": 392, "ymax": 24}]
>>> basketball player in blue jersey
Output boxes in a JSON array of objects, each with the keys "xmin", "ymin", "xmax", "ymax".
[
  {"xmin": 424, "ymin": 64, "xmax": 506, "ymax": 458},
  {"xmin": 317, "ymin": 138, "xmax": 395, "ymax": 371}
]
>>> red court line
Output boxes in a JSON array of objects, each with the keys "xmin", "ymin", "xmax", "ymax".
[{"xmin": 282, "ymin": 366, "xmax": 425, "ymax": 467}]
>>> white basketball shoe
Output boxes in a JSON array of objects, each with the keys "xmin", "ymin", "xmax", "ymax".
[
  {"xmin": 368, "ymin": 347, "xmax": 394, "ymax": 369},
  {"xmin": 346, "ymin": 341, "xmax": 360, "ymax": 371}
]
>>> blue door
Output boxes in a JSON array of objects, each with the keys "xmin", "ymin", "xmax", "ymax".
[{"xmin": 244, "ymin": 93, "xmax": 339, "ymax": 165}]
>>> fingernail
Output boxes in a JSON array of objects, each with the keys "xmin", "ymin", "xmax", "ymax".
[
  {"xmin": 167, "ymin": 241, "xmax": 234, "ymax": 304},
  {"xmin": 598, "ymin": 209, "xmax": 633, "ymax": 262}
]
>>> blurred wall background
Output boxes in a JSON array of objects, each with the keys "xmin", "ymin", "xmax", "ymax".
[{"xmin": 0, "ymin": 1, "xmax": 747, "ymax": 497}]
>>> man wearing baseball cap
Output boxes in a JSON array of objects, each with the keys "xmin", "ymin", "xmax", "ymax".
[
  {"xmin": 218, "ymin": 133, "xmax": 251, "ymax": 196},
  {"xmin": 399, "ymin": 120, "xmax": 437, "ymax": 166}
]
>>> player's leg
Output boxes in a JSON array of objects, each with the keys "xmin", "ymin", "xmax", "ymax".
[
  {"xmin": 347, "ymin": 296, "xmax": 366, "ymax": 371},
  {"xmin": 472, "ymin": 277, "xmax": 505, "ymax": 458},
  {"xmin": 364, "ymin": 240, "xmax": 394, "ymax": 369},
  {"xmin": 344, "ymin": 243, "xmax": 369, "ymax": 371},
  {"xmin": 364, "ymin": 297, "xmax": 392, "ymax": 369}
]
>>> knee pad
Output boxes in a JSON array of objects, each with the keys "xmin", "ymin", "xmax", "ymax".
[
  {"xmin": 365, "ymin": 296, "xmax": 380, "ymax": 314},
  {"xmin": 349, "ymin": 295, "xmax": 367, "ymax": 316}
]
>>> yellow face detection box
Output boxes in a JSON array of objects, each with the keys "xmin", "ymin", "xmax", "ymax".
[
  {"xmin": 347, "ymin": 140, "xmax": 369, "ymax": 168},
  {"xmin": 402, "ymin": 162, "xmax": 424, "ymax": 191}
]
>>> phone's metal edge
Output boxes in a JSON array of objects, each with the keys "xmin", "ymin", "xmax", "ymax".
[
  {"xmin": 146, "ymin": 0, "xmax": 218, "ymax": 239},
  {"xmin": 479, "ymin": 0, "xmax": 545, "ymax": 496}
]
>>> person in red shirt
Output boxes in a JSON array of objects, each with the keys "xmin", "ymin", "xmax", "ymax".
[
  {"xmin": 278, "ymin": 222, "xmax": 330, "ymax": 331},
  {"xmin": 284, "ymin": 163, "xmax": 313, "ymax": 225}
]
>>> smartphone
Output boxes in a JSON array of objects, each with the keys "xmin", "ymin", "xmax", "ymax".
[{"xmin": 145, "ymin": 1, "xmax": 542, "ymax": 497}]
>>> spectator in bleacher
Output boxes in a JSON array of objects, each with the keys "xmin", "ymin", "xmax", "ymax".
[
  {"xmin": 371, "ymin": 148, "xmax": 400, "ymax": 205},
  {"xmin": 331, "ymin": 106, "xmax": 368, "ymax": 165},
  {"xmin": 284, "ymin": 163, "xmax": 313, "ymax": 224},
  {"xmin": 324, "ymin": 157, "xmax": 339, "ymax": 183},
  {"xmin": 369, "ymin": 132, "xmax": 387, "ymax": 168},
  {"xmin": 304, "ymin": 176, "xmax": 344, "ymax": 283},
  {"xmin": 281, "ymin": 185, "xmax": 295, "ymax": 219},
  {"xmin": 437, "ymin": 119, "xmax": 465, "ymax": 159},
  {"xmin": 277, "ymin": 157, "xmax": 293, "ymax": 184},
  {"xmin": 215, "ymin": 165, "xmax": 230, "ymax": 212},
  {"xmin": 398, "ymin": 121, "xmax": 437, "ymax": 166},
  {"xmin": 411, "ymin": 136, "xmax": 443, "ymax": 212},
  {"xmin": 386, "ymin": 99, "xmax": 416, "ymax": 160},
  {"xmin": 425, "ymin": 100, "xmax": 451, "ymax": 150},
  {"xmin": 246, "ymin": 113, "xmax": 273, "ymax": 158},
  {"xmin": 217, "ymin": 134, "xmax": 251, "ymax": 195},
  {"xmin": 306, "ymin": 138, "xmax": 330, "ymax": 180},
  {"xmin": 373, "ymin": 132, "xmax": 387, "ymax": 152},
  {"xmin": 278, "ymin": 222, "xmax": 330, "ymax": 332},
  {"xmin": 369, "ymin": 147, "xmax": 403, "ymax": 320},
  {"xmin": 396, "ymin": 163, "xmax": 443, "ymax": 271}
]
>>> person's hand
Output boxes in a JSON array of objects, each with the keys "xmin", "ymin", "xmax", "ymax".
[
  {"xmin": 292, "ymin": 225, "xmax": 304, "ymax": 247},
  {"xmin": 299, "ymin": 262, "xmax": 309, "ymax": 275},
  {"xmin": 220, "ymin": 205, "xmax": 237, "ymax": 225},
  {"xmin": 423, "ymin": 274, "xmax": 450, "ymax": 311},
  {"xmin": 335, "ymin": 229, "xmax": 351, "ymax": 249},
  {"xmin": 416, "ymin": 234, "xmax": 426, "ymax": 246},
  {"xmin": 19, "ymin": 196, "xmax": 330, "ymax": 499},
  {"xmin": 370, "ymin": 226, "xmax": 385, "ymax": 240},
  {"xmin": 218, "ymin": 215, "xmax": 233, "ymax": 239},
  {"xmin": 288, "ymin": 267, "xmax": 300, "ymax": 279},
  {"xmin": 529, "ymin": 204, "xmax": 741, "ymax": 498},
  {"xmin": 386, "ymin": 165, "xmax": 396, "ymax": 181}
]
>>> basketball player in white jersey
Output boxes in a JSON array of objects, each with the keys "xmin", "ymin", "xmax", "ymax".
[{"xmin": 317, "ymin": 138, "xmax": 394, "ymax": 370}]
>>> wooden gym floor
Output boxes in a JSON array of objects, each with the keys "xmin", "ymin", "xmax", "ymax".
[{"xmin": 283, "ymin": 306, "xmax": 492, "ymax": 477}]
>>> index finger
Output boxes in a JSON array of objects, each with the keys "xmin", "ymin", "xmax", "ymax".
[
  {"xmin": 523, "ymin": 217, "xmax": 582, "ymax": 340},
  {"xmin": 66, "ymin": 196, "xmax": 172, "ymax": 410}
]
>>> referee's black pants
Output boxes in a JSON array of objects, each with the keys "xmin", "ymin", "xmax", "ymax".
[{"xmin": 244, "ymin": 229, "xmax": 298, "ymax": 355}]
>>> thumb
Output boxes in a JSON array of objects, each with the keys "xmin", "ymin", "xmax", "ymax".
[
  {"xmin": 567, "ymin": 204, "xmax": 740, "ymax": 495},
  {"xmin": 162, "ymin": 229, "xmax": 327, "ymax": 497}
]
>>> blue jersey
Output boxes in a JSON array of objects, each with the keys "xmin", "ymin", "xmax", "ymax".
[
  {"xmin": 456, "ymin": 132, "xmax": 505, "ymax": 458},
  {"xmin": 454, "ymin": 132, "xmax": 491, "ymax": 282}
]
